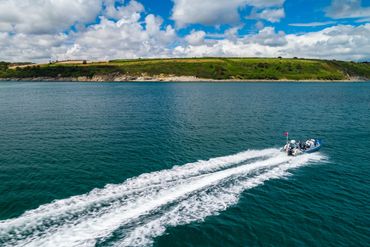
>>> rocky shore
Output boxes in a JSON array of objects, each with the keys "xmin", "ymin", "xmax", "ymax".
[{"xmin": 0, "ymin": 74, "xmax": 367, "ymax": 82}]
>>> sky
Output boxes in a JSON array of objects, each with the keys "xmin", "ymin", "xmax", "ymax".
[{"xmin": 0, "ymin": 0, "xmax": 370, "ymax": 62}]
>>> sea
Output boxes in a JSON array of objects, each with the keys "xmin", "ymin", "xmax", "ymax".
[{"xmin": 0, "ymin": 81, "xmax": 369, "ymax": 247}]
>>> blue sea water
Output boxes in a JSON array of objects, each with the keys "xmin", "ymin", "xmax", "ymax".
[{"xmin": 0, "ymin": 82, "xmax": 369, "ymax": 246}]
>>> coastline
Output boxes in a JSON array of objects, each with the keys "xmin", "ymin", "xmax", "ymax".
[
  {"xmin": 0, "ymin": 75, "xmax": 368, "ymax": 83},
  {"xmin": 2, "ymin": 58, "xmax": 369, "ymax": 83}
]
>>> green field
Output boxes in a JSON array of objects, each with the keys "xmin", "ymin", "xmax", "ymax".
[{"xmin": 1, "ymin": 58, "xmax": 370, "ymax": 81}]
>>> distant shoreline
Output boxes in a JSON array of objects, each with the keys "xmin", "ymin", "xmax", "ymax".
[
  {"xmin": 0, "ymin": 75, "xmax": 368, "ymax": 83},
  {"xmin": 1, "ymin": 58, "xmax": 369, "ymax": 82}
]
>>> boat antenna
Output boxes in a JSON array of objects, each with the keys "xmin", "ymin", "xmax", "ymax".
[{"xmin": 284, "ymin": 132, "xmax": 289, "ymax": 144}]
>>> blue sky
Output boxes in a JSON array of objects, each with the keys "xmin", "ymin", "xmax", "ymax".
[
  {"xmin": 110, "ymin": 0, "xmax": 370, "ymax": 33},
  {"xmin": 143, "ymin": 0, "xmax": 327, "ymax": 33},
  {"xmin": 116, "ymin": 0, "xmax": 367, "ymax": 35},
  {"xmin": 0, "ymin": 0, "xmax": 370, "ymax": 62}
]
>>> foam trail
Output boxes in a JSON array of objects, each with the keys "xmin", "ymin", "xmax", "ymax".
[
  {"xmin": 0, "ymin": 149, "xmax": 325, "ymax": 247},
  {"xmin": 0, "ymin": 148, "xmax": 275, "ymax": 231},
  {"xmin": 0, "ymin": 149, "xmax": 276, "ymax": 234},
  {"xmin": 116, "ymin": 153, "xmax": 324, "ymax": 247}
]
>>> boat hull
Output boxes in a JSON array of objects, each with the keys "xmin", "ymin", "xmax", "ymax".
[
  {"xmin": 303, "ymin": 139, "xmax": 322, "ymax": 154},
  {"xmin": 282, "ymin": 139, "xmax": 322, "ymax": 156}
]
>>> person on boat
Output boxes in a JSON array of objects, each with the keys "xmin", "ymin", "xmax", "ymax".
[
  {"xmin": 311, "ymin": 139, "xmax": 316, "ymax": 146},
  {"xmin": 310, "ymin": 139, "xmax": 315, "ymax": 147},
  {"xmin": 283, "ymin": 136, "xmax": 321, "ymax": 156},
  {"xmin": 290, "ymin": 140, "xmax": 297, "ymax": 148},
  {"xmin": 284, "ymin": 143, "xmax": 289, "ymax": 152},
  {"xmin": 286, "ymin": 140, "xmax": 297, "ymax": 155},
  {"xmin": 305, "ymin": 140, "xmax": 313, "ymax": 148}
]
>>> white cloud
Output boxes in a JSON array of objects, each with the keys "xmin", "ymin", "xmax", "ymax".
[
  {"xmin": 326, "ymin": 0, "xmax": 370, "ymax": 19},
  {"xmin": 0, "ymin": 1, "xmax": 370, "ymax": 63},
  {"xmin": 173, "ymin": 24, "xmax": 370, "ymax": 61},
  {"xmin": 289, "ymin": 21, "xmax": 337, "ymax": 27},
  {"xmin": 0, "ymin": 1, "xmax": 177, "ymax": 62},
  {"xmin": 57, "ymin": 15, "xmax": 177, "ymax": 61},
  {"xmin": 0, "ymin": 0, "xmax": 147, "ymax": 34},
  {"xmin": 171, "ymin": 0, "xmax": 245, "ymax": 27},
  {"xmin": 284, "ymin": 24, "xmax": 370, "ymax": 60},
  {"xmin": 356, "ymin": 17, "xmax": 370, "ymax": 23},
  {"xmin": 0, "ymin": 32, "xmax": 69, "ymax": 61},
  {"xmin": 185, "ymin": 30, "xmax": 206, "ymax": 46},
  {"xmin": 171, "ymin": 0, "xmax": 285, "ymax": 27},
  {"xmin": 0, "ymin": 22, "xmax": 13, "ymax": 32},
  {"xmin": 2, "ymin": 23, "xmax": 370, "ymax": 62},
  {"xmin": 248, "ymin": 8, "xmax": 285, "ymax": 23},
  {"xmin": 246, "ymin": 0, "xmax": 285, "ymax": 8},
  {"xmin": 103, "ymin": 0, "xmax": 144, "ymax": 21},
  {"xmin": 0, "ymin": 0, "xmax": 103, "ymax": 34},
  {"xmin": 225, "ymin": 26, "xmax": 242, "ymax": 40},
  {"xmin": 255, "ymin": 21, "xmax": 265, "ymax": 30},
  {"xmin": 252, "ymin": 27, "xmax": 287, "ymax": 46},
  {"xmin": 173, "ymin": 27, "xmax": 287, "ymax": 58}
]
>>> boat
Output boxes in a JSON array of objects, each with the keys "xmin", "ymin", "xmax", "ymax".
[
  {"xmin": 282, "ymin": 132, "xmax": 322, "ymax": 156},
  {"xmin": 303, "ymin": 139, "xmax": 322, "ymax": 154}
]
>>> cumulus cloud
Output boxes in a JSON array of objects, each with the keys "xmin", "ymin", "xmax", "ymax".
[
  {"xmin": 252, "ymin": 27, "xmax": 287, "ymax": 46},
  {"xmin": 0, "ymin": 0, "xmax": 147, "ymax": 34},
  {"xmin": 2, "ymin": 22, "xmax": 370, "ymax": 62},
  {"xmin": 284, "ymin": 24, "xmax": 370, "ymax": 60},
  {"xmin": 171, "ymin": 0, "xmax": 285, "ymax": 27},
  {"xmin": 103, "ymin": 0, "xmax": 144, "ymax": 21},
  {"xmin": 185, "ymin": 30, "xmax": 206, "ymax": 46},
  {"xmin": 0, "ymin": 0, "xmax": 370, "ymax": 62},
  {"xmin": 173, "ymin": 24, "xmax": 370, "ymax": 61},
  {"xmin": 0, "ymin": 32, "xmax": 69, "ymax": 61},
  {"xmin": 173, "ymin": 27, "xmax": 287, "ymax": 57},
  {"xmin": 0, "ymin": 0, "xmax": 102, "ymax": 34},
  {"xmin": 248, "ymin": 8, "xmax": 285, "ymax": 23},
  {"xmin": 326, "ymin": 0, "xmax": 370, "ymax": 19},
  {"xmin": 0, "ymin": 0, "xmax": 177, "ymax": 62},
  {"xmin": 57, "ymin": 15, "xmax": 177, "ymax": 61},
  {"xmin": 171, "ymin": 0, "xmax": 245, "ymax": 27}
]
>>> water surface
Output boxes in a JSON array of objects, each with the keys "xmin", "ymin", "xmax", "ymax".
[{"xmin": 0, "ymin": 82, "xmax": 369, "ymax": 246}]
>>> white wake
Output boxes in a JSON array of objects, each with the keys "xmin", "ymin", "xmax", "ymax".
[{"xmin": 0, "ymin": 148, "xmax": 325, "ymax": 247}]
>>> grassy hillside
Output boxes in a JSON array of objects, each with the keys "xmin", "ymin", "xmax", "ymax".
[{"xmin": 1, "ymin": 58, "xmax": 370, "ymax": 81}]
